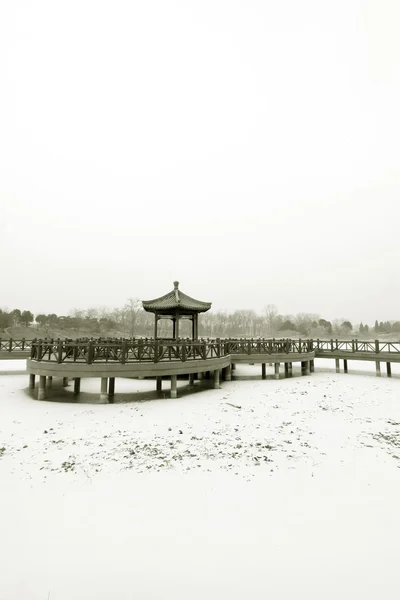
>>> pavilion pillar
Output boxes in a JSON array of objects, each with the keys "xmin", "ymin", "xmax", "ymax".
[
  {"xmin": 154, "ymin": 313, "xmax": 158, "ymax": 340},
  {"xmin": 386, "ymin": 362, "xmax": 392, "ymax": 377},
  {"xmin": 191, "ymin": 316, "xmax": 195, "ymax": 340},
  {"xmin": 29, "ymin": 374, "xmax": 35, "ymax": 389},
  {"xmin": 100, "ymin": 377, "xmax": 108, "ymax": 402},
  {"xmin": 175, "ymin": 315, "xmax": 180, "ymax": 340},
  {"xmin": 38, "ymin": 376, "xmax": 46, "ymax": 400},
  {"xmin": 156, "ymin": 376, "xmax": 162, "ymax": 392},
  {"xmin": 194, "ymin": 313, "xmax": 199, "ymax": 340},
  {"xmin": 261, "ymin": 363, "xmax": 266, "ymax": 379},
  {"xmin": 171, "ymin": 375, "xmax": 177, "ymax": 398},
  {"xmin": 74, "ymin": 377, "xmax": 81, "ymax": 395}
]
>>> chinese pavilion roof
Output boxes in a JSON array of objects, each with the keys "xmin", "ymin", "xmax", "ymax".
[{"xmin": 142, "ymin": 281, "xmax": 212, "ymax": 314}]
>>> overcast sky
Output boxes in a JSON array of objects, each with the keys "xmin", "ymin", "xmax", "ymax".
[{"xmin": 1, "ymin": 0, "xmax": 399, "ymax": 324}]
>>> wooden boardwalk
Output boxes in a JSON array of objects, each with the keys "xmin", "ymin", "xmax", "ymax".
[{"xmin": 1, "ymin": 337, "xmax": 399, "ymax": 401}]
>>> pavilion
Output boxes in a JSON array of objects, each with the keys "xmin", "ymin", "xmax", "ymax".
[{"xmin": 142, "ymin": 281, "xmax": 211, "ymax": 340}]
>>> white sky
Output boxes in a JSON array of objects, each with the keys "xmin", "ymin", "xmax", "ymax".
[{"xmin": 1, "ymin": 0, "xmax": 400, "ymax": 323}]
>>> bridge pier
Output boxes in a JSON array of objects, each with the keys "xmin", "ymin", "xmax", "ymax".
[
  {"xmin": 38, "ymin": 376, "xmax": 46, "ymax": 400},
  {"xmin": 156, "ymin": 376, "xmax": 162, "ymax": 392},
  {"xmin": 335, "ymin": 358, "xmax": 340, "ymax": 373},
  {"xmin": 231, "ymin": 363, "xmax": 236, "ymax": 371},
  {"xmin": 284, "ymin": 363, "xmax": 289, "ymax": 377},
  {"xmin": 302, "ymin": 361, "xmax": 310, "ymax": 376},
  {"xmin": 189, "ymin": 374, "xmax": 195, "ymax": 386},
  {"xmin": 376, "ymin": 361, "xmax": 381, "ymax": 377},
  {"xmin": 29, "ymin": 374, "xmax": 35, "ymax": 389},
  {"xmin": 223, "ymin": 365, "xmax": 232, "ymax": 381},
  {"xmin": 171, "ymin": 375, "xmax": 177, "ymax": 398},
  {"xmin": 197, "ymin": 372, "xmax": 204, "ymax": 380},
  {"xmin": 214, "ymin": 369, "xmax": 221, "ymax": 389},
  {"xmin": 108, "ymin": 377, "xmax": 115, "ymax": 396},
  {"xmin": 274, "ymin": 363, "xmax": 280, "ymax": 380},
  {"xmin": 47, "ymin": 376, "xmax": 52, "ymax": 389},
  {"xmin": 288, "ymin": 362, "xmax": 293, "ymax": 377},
  {"xmin": 100, "ymin": 377, "xmax": 108, "ymax": 402},
  {"xmin": 74, "ymin": 377, "xmax": 81, "ymax": 395},
  {"xmin": 261, "ymin": 363, "xmax": 266, "ymax": 379},
  {"xmin": 310, "ymin": 359, "xmax": 315, "ymax": 373},
  {"xmin": 343, "ymin": 359, "xmax": 348, "ymax": 374},
  {"xmin": 62, "ymin": 377, "xmax": 69, "ymax": 387},
  {"xmin": 387, "ymin": 362, "xmax": 392, "ymax": 377}
]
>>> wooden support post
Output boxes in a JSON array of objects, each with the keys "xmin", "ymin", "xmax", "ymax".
[
  {"xmin": 310, "ymin": 359, "xmax": 315, "ymax": 373},
  {"xmin": 62, "ymin": 377, "xmax": 69, "ymax": 387},
  {"xmin": 261, "ymin": 363, "xmax": 266, "ymax": 379},
  {"xmin": 343, "ymin": 359, "xmax": 348, "ymax": 374},
  {"xmin": 108, "ymin": 377, "xmax": 115, "ymax": 396},
  {"xmin": 284, "ymin": 363, "xmax": 289, "ymax": 378},
  {"xmin": 74, "ymin": 377, "xmax": 81, "ymax": 395},
  {"xmin": 386, "ymin": 362, "xmax": 392, "ymax": 377},
  {"xmin": 274, "ymin": 363, "xmax": 280, "ymax": 380},
  {"xmin": 47, "ymin": 376, "xmax": 52, "ymax": 389},
  {"xmin": 38, "ymin": 375, "xmax": 46, "ymax": 400},
  {"xmin": 214, "ymin": 369, "xmax": 221, "ymax": 389},
  {"xmin": 223, "ymin": 365, "xmax": 232, "ymax": 381},
  {"xmin": 29, "ymin": 374, "xmax": 35, "ymax": 389},
  {"xmin": 171, "ymin": 375, "xmax": 177, "ymax": 398},
  {"xmin": 156, "ymin": 376, "xmax": 162, "ymax": 392},
  {"xmin": 335, "ymin": 358, "xmax": 340, "ymax": 373},
  {"xmin": 376, "ymin": 361, "xmax": 381, "ymax": 377},
  {"xmin": 100, "ymin": 377, "xmax": 108, "ymax": 402}
]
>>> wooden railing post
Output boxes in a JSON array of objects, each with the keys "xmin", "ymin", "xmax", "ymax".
[
  {"xmin": 121, "ymin": 340, "xmax": 127, "ymax": 364},
  {"xmin": 87, "ymin": 340, "xmax": 94, "ymax": 364},
  {"xmin": 330, "ymin": 339, "xmax": 333, "ymax": 351},
  {"xmin": 8, "ymin": 338, "xmax": 12, "ymax": 352},
  {"xmin": 375, "ymin": 339, "xmax": 380, "ymax": 354},
  {"xmin": 21, "ymin": 338, "xmax": 25, "ymax": 351},
  {"xmin": 37, "ymin": 339, "xmax": 42, "ymax": 362},
  {"xmin": 57, "ymin": 339, "xmax": 63, "ymax": 363}
]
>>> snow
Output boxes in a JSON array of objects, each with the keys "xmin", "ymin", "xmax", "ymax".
[{"xmin": 1, "ymin": 359, "xmax": 400, "ymax": 599}]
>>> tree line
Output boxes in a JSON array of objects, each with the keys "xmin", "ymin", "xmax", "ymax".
[{"xmin": 2, "ymin": 301, "xmax": 400, "ymax": 339}]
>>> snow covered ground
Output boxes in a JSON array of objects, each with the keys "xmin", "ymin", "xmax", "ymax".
[{"xmin": 1, "ymin": 359, "xmax": 400, "ymax": 599}]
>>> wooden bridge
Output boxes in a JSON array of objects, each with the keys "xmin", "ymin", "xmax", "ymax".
[{"xmin": 0, "ymin": 336, "xmax": 397, "ymax": 401}]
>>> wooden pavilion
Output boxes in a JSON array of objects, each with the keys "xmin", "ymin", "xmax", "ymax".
[{"xmin": 142, "ymin": 281, "xmax": 211, "ymax": 340}]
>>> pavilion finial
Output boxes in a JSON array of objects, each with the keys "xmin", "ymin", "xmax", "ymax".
[{"xmin": 173, "ymin": 281, "xmax": 179, "ymax": 289}]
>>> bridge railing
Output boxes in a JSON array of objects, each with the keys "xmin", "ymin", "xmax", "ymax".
[
  {"xmin": 313, "ymin": 339, "xmax": 400, "ymax": 353},
  {"xmin": 18, "ymin": 337, "xmax": 400, "ymax": 365},
  {"xmin": 29, "ymin": 338, "xmax": 232, "ymax": 364},
  {"xmin": 0, "ymin": 338, "xmax": 33, "ymax": 352}
]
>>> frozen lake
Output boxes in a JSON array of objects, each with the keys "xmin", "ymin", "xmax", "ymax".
[{"xmin": 1, "ymin": 361, "xmax": 400, "ymax": 599}]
